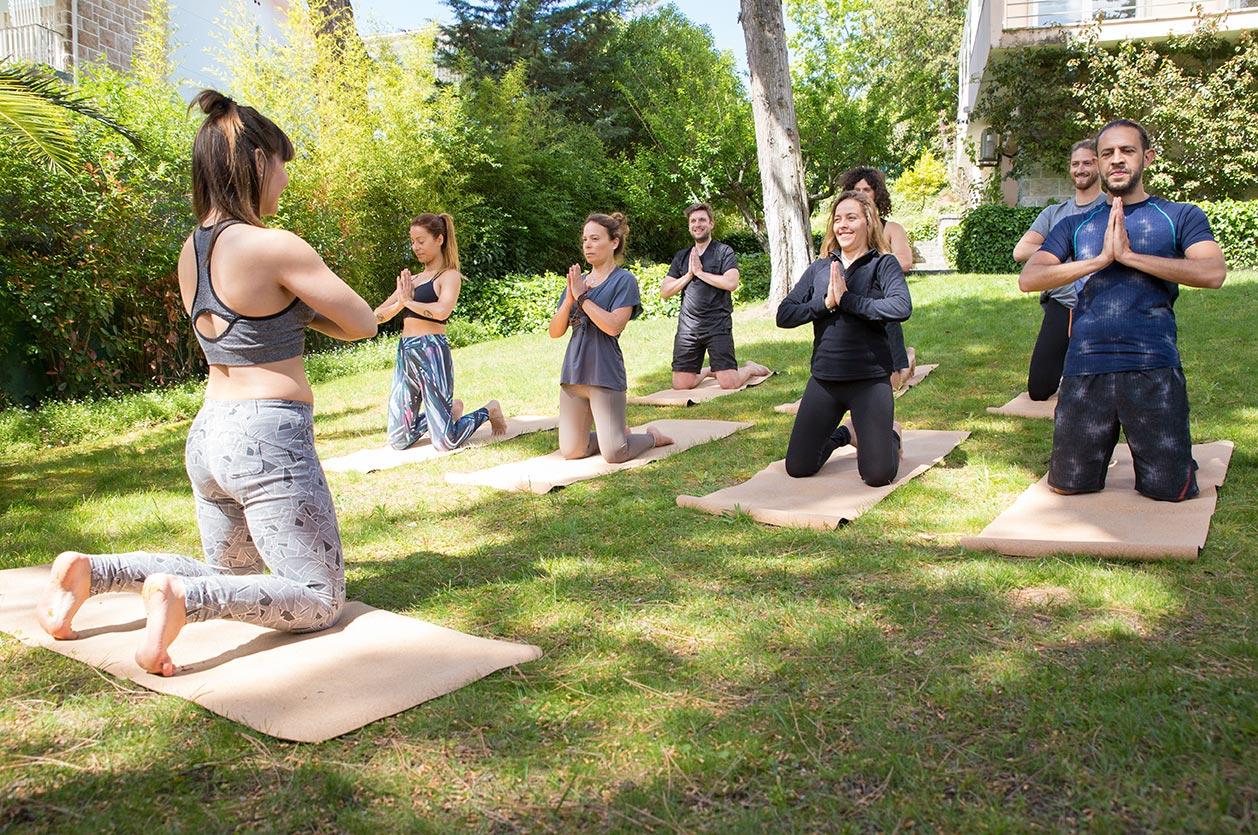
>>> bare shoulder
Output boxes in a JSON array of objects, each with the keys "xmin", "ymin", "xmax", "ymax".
[
  {"xmin": 438, "ymin": 268, "xmax": 464, "ymax": 284},
  {"xmin": 885, "ymin": 219, "xmax": 908, "ymax": 239},
  {"xmin": 230, "ymin": 226, "xmax": 320, "ymax": 267}
]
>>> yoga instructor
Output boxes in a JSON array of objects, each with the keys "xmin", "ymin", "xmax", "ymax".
[{"xmin": 36, "ymin": 90, "xmax": 378, "ymax": 675}]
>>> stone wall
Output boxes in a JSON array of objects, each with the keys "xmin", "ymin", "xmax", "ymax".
[{"xmin": 1015, "ymin": 160, "xmax": 1073, "ymax": 207}]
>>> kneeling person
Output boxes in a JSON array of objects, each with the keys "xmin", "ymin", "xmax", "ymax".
[
  {"xmin": 1020, "ymin": 119, "xmax": 1226, "ymax": 501},
  {"xmin": 660, "ymin": 203, "xmax": 770, "ymax": 390}
]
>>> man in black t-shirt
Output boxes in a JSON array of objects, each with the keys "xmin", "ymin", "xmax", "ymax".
[{"xmin": 661, "ymin": 203, "xmax": 771, "ymax": 390}]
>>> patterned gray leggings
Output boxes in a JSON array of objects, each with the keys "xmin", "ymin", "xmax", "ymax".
[{"xmin": 88, "ymin": 399, "xmax": 345, "ymax": 632}]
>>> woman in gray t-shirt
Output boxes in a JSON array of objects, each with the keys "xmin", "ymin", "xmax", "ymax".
[{"xmin": 548, "ymin": 213, "xmax": 674, "ymax": 462}]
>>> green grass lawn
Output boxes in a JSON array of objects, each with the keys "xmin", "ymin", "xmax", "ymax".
[{"xmin": 2, "ymin": 272, "xmax": 1255, "ymax": 832}]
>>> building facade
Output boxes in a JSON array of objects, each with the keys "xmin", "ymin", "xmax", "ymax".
[
  {"xmin": 1, "ymin": 0, "xmax": 292, "ymax": 94},
  {"xmin": 954, "ymin": 0, "xmax": 1258, "ymax": 205}
]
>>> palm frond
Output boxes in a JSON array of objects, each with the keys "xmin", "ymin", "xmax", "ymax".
[{"xmin": 0, "ymin": 62, "xmax": 143, "ymax": 174}]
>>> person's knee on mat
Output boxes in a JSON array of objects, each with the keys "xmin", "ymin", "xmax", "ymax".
[
  {"xmin": 560, "ymin": 443, "xmax": 589, "ymax": 461},
  {"xmin": 1027, "ymin": 380, "xmax": 1059, "ymax": 402},
  {"xmin": 784, "ymin": 457, "xmax": 820, "ymax": 479},
  {"xmin": 289, "ymin": 593, "xmax": 344, "ymax": 633},
  {"xmin": 859, "ymin": 461, "xmax": 898, "ymax": 488}
]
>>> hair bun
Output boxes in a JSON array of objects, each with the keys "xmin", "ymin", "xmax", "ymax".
[{"xmin": 191, "ymin": 89, "xmax": 235, "ymax": 118}]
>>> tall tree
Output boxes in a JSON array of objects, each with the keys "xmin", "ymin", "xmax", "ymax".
[
  {"xmin": 788, "ymin": 0, "xmax": 966, "ymax": 179},
  {"xmin": 438, "ymin": 0, "xmax": 630, "ymax": 140},
  {"xmin": 609, "ymin": 7, "xmax": 762, "ymax": 257},
  {"xmin": 740, "ymin": 0, "xmax": 813, "ymax": 304}
]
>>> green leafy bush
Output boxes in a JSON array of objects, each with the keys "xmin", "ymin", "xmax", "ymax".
[
  {"xmin": 723, "ymin": 229, "xmax": 764, "ymax": 255},
  {"xmin": 891, "ymin": 150, "xmax": 947, "ymax": 210},
  {"xmin": 943, "ymin": 225, "xmax": 962, "ymax": 269},
  {"xmin": 953, "ymin": 205, "xmax": 1042, "ymax": 274},
  {"xmin": 735, "ymin": 252, "xmax": 771, "ymax": 302},
  {"xmin": 1202, "ymin": 200, "xmax": 1258, "ymax": 269},
  {"xmin": 899, "ymin": 212, "xmax": 940, "ymax": 245}
]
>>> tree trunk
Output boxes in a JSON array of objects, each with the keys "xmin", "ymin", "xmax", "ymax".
[{"xmin": 739, "ymin": 0, "xmax": 814, "ymax": 305}]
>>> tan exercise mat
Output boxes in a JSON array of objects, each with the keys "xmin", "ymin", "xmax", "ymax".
[
  {"xmin": 986, "ymin": 392, "xmax": 1057, "ymax": 420},
  {"xmin": 960, "ymin": 441, "xmax": 1233, "ymax": 561},
  {"xmin": 629, "ymin": 370, "xmax": 774, "ymax": 407},
  {"xmin": 324, "ymin": 415, "xmax": 558, "ymax": 474},
  {"xmin": 0, "ymin": 565, "xmax": 542, "ymax": 743},
  {"xmin": 774, "ymin": 364, "xmax": 938, "ymax": 415},
  {"xmin": 676, "ymin": 429, "xmax": 969, "ymax": 530},
  {"xmin": 445, "ymin": 419, "xmax": 752, "ymax": 493}
]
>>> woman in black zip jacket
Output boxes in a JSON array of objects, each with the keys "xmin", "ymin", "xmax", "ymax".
[{"xmin": 776, "ymin": 191, "xmax": 912, "ymax": 486}]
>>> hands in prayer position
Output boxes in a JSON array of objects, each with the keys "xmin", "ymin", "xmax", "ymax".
[
  {"xmin": 824, "ymin": 260, "xmax": 848, "ymax": 310},
  {"xmin": 688, "ymin": 247, "xmax": 703, "ymax": 279}
]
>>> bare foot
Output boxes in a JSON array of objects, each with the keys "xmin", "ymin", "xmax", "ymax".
[
  {"xmin": 486, "ymin": 399, "xmax": 508, "ymax": 436},
  {"xmin": 745, "ymin": 361, "xmax": 772, "ymax": 378},
  {"xmin": 135, "ymin": 574, "xmax": 187, "ymax": 677},
  {"xmin": 646, "ymin": 426, "xmax": 675, "ymax": 448},
  {"xmin": 451, "ymin": 398, "xmax": 464, "ymax": 422},
  {"xmin": 891, "ymin": 347, "xmax": 917, "ymax": 392},
  {"xmin": 36, "ymin": 551, "xmax": 91, "ymax": 640}
]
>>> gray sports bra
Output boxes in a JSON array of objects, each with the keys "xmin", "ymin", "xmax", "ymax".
[{"xmin": 190, "ymin": 221, "xmax": 315, "ymax": 366}]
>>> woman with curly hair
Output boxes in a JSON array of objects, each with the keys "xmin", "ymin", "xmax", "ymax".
[{"xmin": 840, "ymin": 166, "xmax": 917, "ymax": 390}]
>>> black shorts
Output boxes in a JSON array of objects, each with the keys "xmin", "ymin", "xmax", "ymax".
[
  {"xmin": 672, "ymin": 329, "xmax": 737, "ymax": 374},
  {"xmin": 1048, "ymin": 367, "xmax": 1199, "ymax": 502}
]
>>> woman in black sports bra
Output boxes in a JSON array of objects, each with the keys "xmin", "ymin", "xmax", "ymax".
[{"xmin": 373, "ymin": 213, "xmax": 507, "ymax": 451}]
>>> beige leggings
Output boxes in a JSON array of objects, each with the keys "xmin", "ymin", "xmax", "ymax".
[{"xmin": 559, "ymin": 384, "xmax": 655, "ymax": 464}]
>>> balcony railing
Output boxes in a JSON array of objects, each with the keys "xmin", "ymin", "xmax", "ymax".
[
  {"xmin": 1, "ymin": 23, "xmax": 67, "ymax": 72},
  {"xmin": 1004, "ymin": 0, "xmax": 1252, "ymax": 28}
]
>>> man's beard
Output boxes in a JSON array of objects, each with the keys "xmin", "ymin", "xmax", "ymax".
[
  {"xmin": 692, "ymin": 232, "xmax": 711, "ymax": 243},
  {"xmin": 1073, "ymin": 171, "xmax": 1099, "ymax": 192},
  {"xmin": 1102, "ymin": 160, "xmax": 1143, "ymax": 196}
]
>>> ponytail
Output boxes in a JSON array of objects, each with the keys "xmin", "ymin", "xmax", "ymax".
[{"xmin": 189, "ymin": 89, "xmax": 294, "ymax": 227}]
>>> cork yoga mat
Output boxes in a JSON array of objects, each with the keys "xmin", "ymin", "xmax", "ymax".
[
  {"xmin": 676, "ymin": 429, "xmax": 969, "ymax": 530},
  {"xmin": 960, "ymin": 441, "xmax": 1233, "ymax": 560},
  {"xmin": 986, "ymin": 392, "xmax": 1057, "ymax": 420},
  {"xmin": 445, "ymin": 419, "xmax": 751, "ymax": 494},
  {"xmin": 774, "ymin": 364, "xmax": 938, "ymax": 415},
  {"xmin": 323, "ymin": 416, "xmax": 558, "ymax": 474},
  {"xmin": 0, "ymin": 565, "xmax": 542, "ymax": 743},
  {"xmin": 629, "ymin": 370, "xmax": 774, "ymax": 407}
]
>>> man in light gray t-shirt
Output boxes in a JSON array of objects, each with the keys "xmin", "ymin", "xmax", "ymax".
[{"xmin": 1012, "ymin": 139, "xmax": 1109, "ymax": 400}]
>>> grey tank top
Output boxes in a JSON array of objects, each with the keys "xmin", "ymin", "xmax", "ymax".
[{"xmin": 191, "ymin": 221, "xmax": 315, "ymax": 366}]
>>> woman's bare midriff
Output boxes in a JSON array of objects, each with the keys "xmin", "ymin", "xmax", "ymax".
[
  {"xmin": 400, "ymin": 318, "xmax": 446, "ymax": 338},
  {"xmin": 204, "ymin": 357, "xmax": 314, "ymax": 403}
]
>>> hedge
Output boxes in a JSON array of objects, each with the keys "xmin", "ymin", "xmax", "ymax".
[
  {"xmin": 953, "ymin": 205, "xmax": 1043, "ymax": 274},
  {"xmin": 953, "ymin": 199, "xmax": 1258, "ymax": 274},
  {"xmin": 1202, "ymin": 200, "xmax": 1258, "ymax": 269},
  {"xmin": 944, "ymin": 224, "xmax": 962, "ymax": 269}
]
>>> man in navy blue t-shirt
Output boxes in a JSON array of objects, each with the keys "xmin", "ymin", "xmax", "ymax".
[{"xmin": 1020, "ymin": 119, "xmax": 1226, "ymax": 501}]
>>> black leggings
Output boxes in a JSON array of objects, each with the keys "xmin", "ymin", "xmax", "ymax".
[
  {"xmin": 785, "ymin": 376, "xmax": 900, "ymax": 486},
  {"xmin": 1028, "ymin": 299, "xmax": 1070, "ymax": 401}
]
